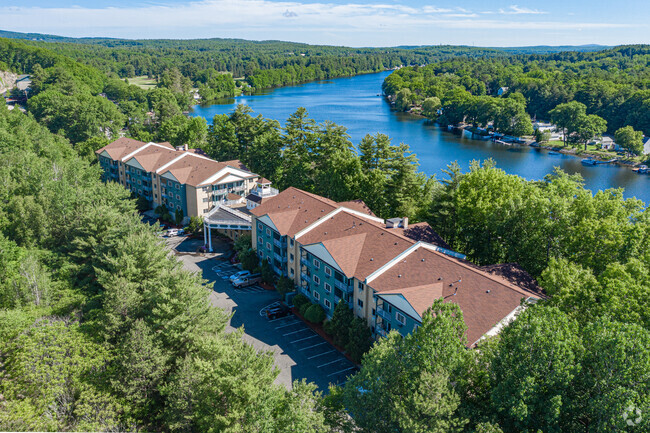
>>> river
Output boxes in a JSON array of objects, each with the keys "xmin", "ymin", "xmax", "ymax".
[{"xmin": 190, "ymin": 70, "xmax": 650, "ymax": 204}]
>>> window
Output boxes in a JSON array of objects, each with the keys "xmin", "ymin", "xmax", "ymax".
[
  {"xmin": 168, "ymin": 180, "xmax": 172, "ymax": 186},
  {"xmin": 267, "ymin": 257, "xmax": 272, "ymax": 264},
  {"xmin": 176, "ymin": 194, "xmax": 181, "ymax": 200},
  {"xmin": 266, "ymin": 228, "xmax": 271, "ymax": 236},
  {"xmin": 177, "ymin": 205, "xmax": 181, "ymax": 210},
  {"xmin": 258, "ymin": 236, "xmax": 263, "ymax": 245},
  {"xmin": 258, "ymin": 251, "xmax": 263, "ymax": 258},
  {"xmin": 313, "ymin": 275, "xmax": 320, "ymax": 285},
  {"xmin": 154, "ymin": 194, "xmax": 157, "ymax": 199},
  {"xmin": 358, "ymin": 281, "xmax": 364, "ymax": 291},
  {"xmin": 357, "ymin": 299, "xmax": 364, "ymax": 308},
  {"xmin": 176, "ymin": 184, "xmax": 180, "ymax": 189},
  {"xmin": 396, "ymin": 312, "xmax": 406, "ymax": 326},
  {"xmin": 290, "ymin": 268, "xmax": 294, "ymax": 277},
  {"xmin": 290, "ymin": 238, "xmax": 294, "ymax": 247},
  {"xmin": 313, "ymin": 291, "xmax": 320, "ymax": 301},
  {"xmin": 325, "ymin": 266, "xmax": 332, "ymax": 277},
  {"xmin": 313, "ymin": 258, "xmax": 320, "ymax": 269},
  {"xmin": 372, "ymin": 308, "xmax": 376, "ymax": 316},
  {"xmin": 258, "ymin": 223, "xmax": 263, "ymax": 230},
  {"xmin": 324, "ymin": 299, "xmax": 331, "ymax": 309},
  {"xmin": 266, "ymin": 242, "xmax": 271, "ymax": 251},
  {"xmin": 138, "ymin": 189, "xmax": 142, "ymax": 194},
  {"xmin": 289, "ymin": 253, "xmax": 294, "ymax": 263},
  {"xmin": 137, "ymin": 180, "xmax": 141, "ymax": 185},
  {"xmin": 324, "ymin": 283, "xmax": 331, "ymax": 293}
]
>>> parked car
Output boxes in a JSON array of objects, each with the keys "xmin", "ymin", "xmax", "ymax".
[
  {"xmin": 229, "ymin": 270, "xmax": 252, "ymax": 282},
  {"xmin": 266, "ymin": 303, "xmax": 291, "ymax": 320},
  {"xmin": 166, "ymin": 228, "xmax": 179, "ymax": 237},
  {"xmin": 177, "ymin": 228, "xmax": 185, "ymax": 236},
  {"xmin": 232, "ymin": 273, "xmax": 262, "ymax": 288}
]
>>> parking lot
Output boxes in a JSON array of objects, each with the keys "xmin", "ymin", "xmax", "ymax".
[
  {"xmin": 260, "ymin": 307, "xmax": 358, "ymax": 385},
  {"xmin": 179, "ymin": 254, "xmax": 359, "ymax": 390}
]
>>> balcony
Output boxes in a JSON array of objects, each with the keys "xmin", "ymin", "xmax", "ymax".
[
  {"xmin": 376, "ymin": 307, "xmax": 392, "ymax": 322},
  {"xmin": 376, "ymin": 326, "xmax": 388, "ymax": 338},
  {"xmin": 300, "ymin": 273, "xmax": 311, "ymax": 283},
  {"xmin": 273, "ymin": 238, "xmax": 284, "ymax": 248},
  {"xmin": 274, "ymin": 252, "xmax": 287, "ymax": 263},
  {"xmin": 300, "ymin": 257, "xmax": 310, "ymax": 267},
  {"xmin": 334, "ymin": 280, "xmax": 353, "ymax": 293}
]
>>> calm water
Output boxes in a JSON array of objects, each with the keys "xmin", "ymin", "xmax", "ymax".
[{"xmin": 190, "ymin": 71, "xmax": 650, "ymax": 204}]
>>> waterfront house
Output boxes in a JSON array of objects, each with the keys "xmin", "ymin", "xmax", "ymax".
[{"xmin": 250, "ymin": 187, "xmax": 542, "ymax": 346}]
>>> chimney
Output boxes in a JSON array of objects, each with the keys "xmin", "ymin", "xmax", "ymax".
[
  {"xmin": 183, "ymin": 143, "xmax": 189, "ymax": 151},
  {"xmin": 402, "ymin": 217, "xmax": 408, "ymax": 230}
]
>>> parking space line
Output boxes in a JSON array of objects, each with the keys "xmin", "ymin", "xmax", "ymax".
[
  {"xmin": 307, "ymin": 350, "xmax": 336, "ymax": 359},
  {"xmin": 275, "ymin": 321, "xmax": 300, "ymax": 329},
  {"xmin": 327, "ymin": 367, "xmax": 356, "ymax": 377},
  {"xmin": 318, "ymin": 358, "xmax": 345, "ymax": 368},
  {"xmin": 290, "ymin": 334, "xmax": 318, "ymax": 343},
  {"xmin": 268, "ymin": 315, "xmax": 292, "ymax": 323},
  {"xmin": 299, "ymin": 342, "xmax": 327, "ymax": 351},
  {"xmin": 327, "ymin": 366, "xmax": 357, "ymax": 377},
  {"xmin": 283, "ymin": 328, "xmax": 310, "ymax": 336}
]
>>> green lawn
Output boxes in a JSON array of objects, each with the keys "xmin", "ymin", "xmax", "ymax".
[{"xmin": 128, "ymin": 76, "xmax": 157, "ymax": 90}]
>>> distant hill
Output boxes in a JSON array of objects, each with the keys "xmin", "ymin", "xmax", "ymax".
[{"xmin": 0, "ymin": 29, "xmax": 610, "ymax": 53}]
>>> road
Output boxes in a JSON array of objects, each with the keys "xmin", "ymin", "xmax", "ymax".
[{"xmin": 166, "ymin": 235, "xmax": 358, "ymax": 391}]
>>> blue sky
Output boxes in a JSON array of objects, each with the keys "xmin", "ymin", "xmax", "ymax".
[{"xmin": 1, "ymin": 0, "xmax": 647, "ymax": 47}]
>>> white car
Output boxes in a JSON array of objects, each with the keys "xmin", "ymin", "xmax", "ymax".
[
  {"xmin": 229, "ymin": 270, "xmax": 252, "ymax": 282},
  {"xmin": 166, "ymin": 228, "xmax": 179, "ymax": 237}
]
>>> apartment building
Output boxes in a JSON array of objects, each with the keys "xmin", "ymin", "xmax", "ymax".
[
  {"xmin": 96, "ymin": 137, "xmax": 259, "ymax": 220},
  {"xmin": 250, "ymin": 187, "xmax": 542, "ymax": 346}
]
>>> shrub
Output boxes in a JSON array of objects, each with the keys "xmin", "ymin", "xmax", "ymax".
[
  {"xmin": 186, "ymin": 216, "xmax": 203, "ymax": 235},
  {"xmin": 293, "ymin": 294, "xmax": 309, "ymax": 310},
  {"xmin": 234, "ymin": 233, "xmax": 252, "ymax": 254},
  {"xmin": 276, "ymin": 276, "xmax": 295, "ymax": 297},
  {"xmin": 260, "ymin": 261, "xmax": 276, "ymax": 284},
  {"xmin": 239, "ymin": 249, "xmax": 258, "ymax": 272},
  {"xmin": 304, "ymin": 304, "xmax": 326, "ymax": 324},
  {"xmin": 299, "ymin": 302, "xmax": 311, "ymax": 317},
  {"xmin": 324, "ymin": 300, "xmax": 355, "ymax": 347}
]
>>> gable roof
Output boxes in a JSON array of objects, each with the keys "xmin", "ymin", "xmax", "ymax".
[
  {"xmin": 378, "ymin": 282, "xmax": 444, "ymax": 319},
  {"xmin": 250, "ymin": 187, "xmax": 340, "ymax": 237},
  {"xmin": 368, "ymin": 244, "xmax": 541, "ymax": 345},
  {"xmin": 95, "ymin": 137, "xmax": 150, "ymax": 160},
  {"xmin": 298, "ymin": 210, "xmax": 413, "ymax": 280}
]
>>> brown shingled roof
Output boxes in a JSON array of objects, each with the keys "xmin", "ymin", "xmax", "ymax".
[
  {"xmin": 96, "ymin": 137, "xmax": 147, "ymax": 160},
  {"xmin": 369, "ymin": 246, "xmax": 540, "ymax": 345},
  {"xmin": 381, "ymin": 283, "xmax": 444, "ymax": 317},
  {"xmin": 161, "ymin": 154, "xmax": 229, "ymax": 187},
  {"xmin": 126, "ymin": 145, "xmax": 179, "ymax": 172},
  {"xmin": 227, "ymin": 193, "xmax": 243, "ymax": 201},
  {"xmin": 337, "ymin": 199, "xmax": 377, "ymax": 217},
  {"xmin": 299, "ymin": 211, "xmax": 414, "ymax": 280},
  {"xmin": 250, "ymin": 187, "xmax": 340, "ymax": 236}
]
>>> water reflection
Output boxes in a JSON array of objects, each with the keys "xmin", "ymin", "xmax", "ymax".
[{"xmin": 190, "ymin": 71, "xmax": 648, "ymax": 204}]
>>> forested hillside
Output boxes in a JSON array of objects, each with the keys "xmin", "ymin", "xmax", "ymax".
[
  {"xmin": 384, "ymin": 45, "xmax": 650, "ymax": 139},
  {"xmin": 1, "ymin": 37, "xmax": 649, "ymax": 432}
]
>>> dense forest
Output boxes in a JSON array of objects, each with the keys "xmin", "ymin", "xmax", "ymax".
[
  {"xmin": 1, "ymin": 37, "xmax": 649, "ymax": 432},
  {"xmin": 383, "ymin": 45, "xmax": 650, "ymax": 147}
]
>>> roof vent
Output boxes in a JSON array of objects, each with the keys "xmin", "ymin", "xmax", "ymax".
[
  {"xmin": 421, "ymin": 258, "xmax": 425, "ymax": 262},
  {"xmin": 394, "ymin": 242, "xmax": 398, "ymax": 245},
  {"xmin": 324, "ymin": 232, "xmax": 327, "ymax": 235},
  {"xmin": 486, "ymin": 290, "xmax": 491, "ymax": 293},
  {"xmin": 370, "ymin": 258, "xmax": 374, "ymax": 261},
  {"xmin": 398, "ymin": 274, "xmax": 402, "ymax": 278},
  {"xmin": 321, "ymin": 209, "xmax": 324, "ymax": 212},
  {"xmin": 438, "ymin": 277, "xmax": 442, "ymax": 280}
]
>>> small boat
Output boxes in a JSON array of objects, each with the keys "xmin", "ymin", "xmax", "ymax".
[
  {"xmin": 636, "ymin": 165, "xmax": 649, "ymax": 174},
  {"xmin": 581, "ymin": 158, "xmax": 597, "ymax": 165},
  {"xmin": 548, "ymin": 151, "xmax": 560, "ymax": 155},
  {"xmin": 596, "ymin": 158, "xmax": 618, "ymax": 164}
]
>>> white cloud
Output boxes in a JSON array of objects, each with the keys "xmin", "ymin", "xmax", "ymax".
[
  {"xmin": 499, "ymin": 5, "xmax": 547, "ymax": 15},
  {"xmin": 0, "ymin": 0, "xmax": 633, "ymax": 46}
]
